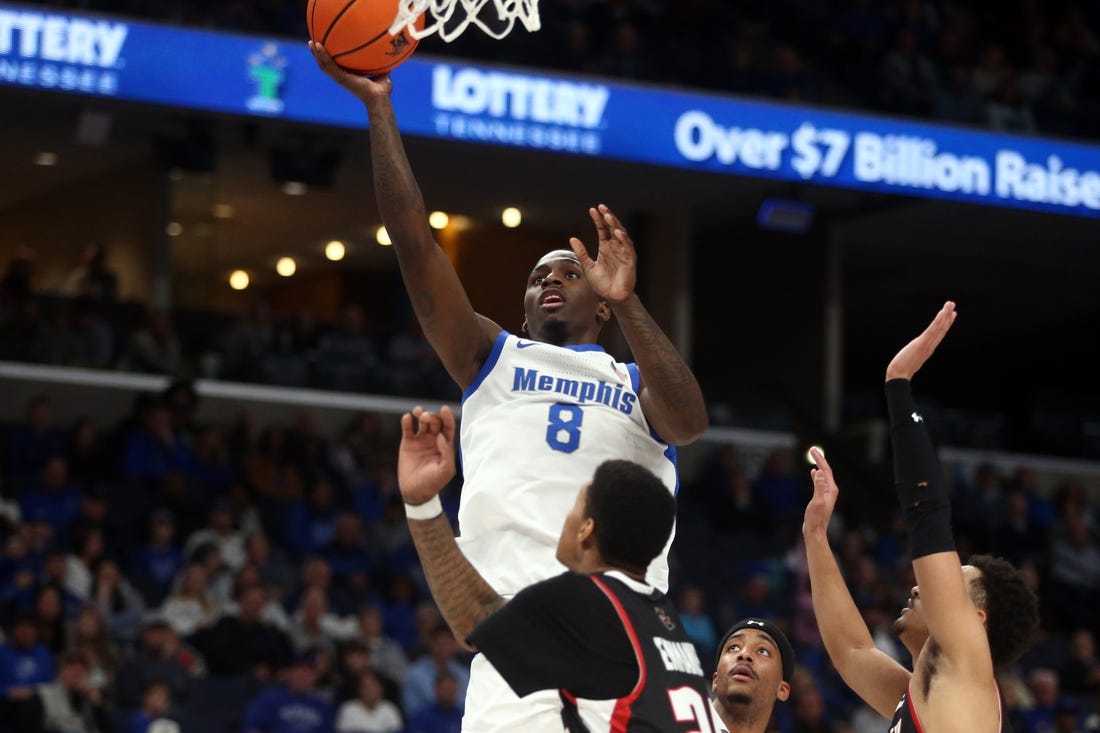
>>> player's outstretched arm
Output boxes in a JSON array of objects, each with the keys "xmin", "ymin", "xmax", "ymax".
[
  {"xmin": 884, "ymin": 303, "xmax": 994, "ymax": 679},
  {"xmin": 397, "ymin": 406, "xmax": 504, "ymax": 645},
  {"xmin": 310, "ymin": 43, "xmax": 497, "ymax": 389},
  {"xmin": 571, "ymin": 204, "xmax": 707, "ymax": 445},
  {"xmin": 803, "ymin": 448, "xmax": 911, "ymax": 718}
]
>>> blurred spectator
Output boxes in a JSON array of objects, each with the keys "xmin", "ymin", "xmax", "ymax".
[
  {"xmin": 35, "ymin": 584, "xmax": 71, "ymax": 655},
  {"xmin": 287, "ymin": 411, "xmax": 335, "ymax": 486},
  {"xmin": 125, "ymin": 308, "xmax": 183, "ymax": 375},
  {"xmin": 66, "ymin": 297, "xmax": 114, "ymax": 369},
  {"xmin": 0, "ymin": 249, "xmax": 35, "ymax": 304},
  {"xmin": 1021, "ymin": 667, "xmax": 1063, "ymax": 733},
  {"xmin": 88, "ymin": 559, "xmax": 146, "ymax": 641},
  {"xmin": 323, "ymin": 513, "xmax": 373, "ymax": 590},
  {"xmin": 220, "ymin": 301, "xmax": 277, "ymax": 382},
  {"xmin": 130, "ymin": 510, "xmax": 185, "ymax": 607},
  {"xmin": 987, "ymin": 75, "xmax": 1037, "ymax": 133},
  {"xmin": 676, "ymin": 584, "xmax": 718, "ymax": 660},
  {"xmin": 244, "ymin": 533, "xmax": 297, "ymax": 606},
  {"xmin": 191, "ymin": 425, "xmax": 235, "ymax": 496},
  {"xmin": 242, "ymin": 652, "xmax": 335, "ymax": 733},
  {"xmin": 65, "ymin": 418, "xmax": 114, "ymax": 493},
  {"xmin": 356, "ymin": 606, "xmax": 409, "ymax": 684},
  {"xmin": 401, "ymin": 626, "xmax": 469, "ymax": 719},
  {"xmin": 226, "ymin": 564, "xmax": 293, "ymax": 632},
  {"xmin": 184, "ymin": 499, "xmax": 247, "ymax": 572},
  {"xmin": 5, "ymin": 395, "xmax": 65, "ymax": 488},
  {"xmin": 160, "ymin": 563, "xmax": 218, "ymax": 637},
  {"xmin": 752, "ymin": 449, "xmax": 803, "ymax": 541},
  {"xmin": 36, "ymin": 649, "xmax": 111, "ymax": 733},
  {"xmin": 66, "ymin": 604, "xmax": 119, "ymax": 692},
  {"xmin": 991, "ymin": 491, "xmax": 1047, "ymax": 566},
  {"xmin": 1048, "ymin": 514, "xmax": 1100, "ymax": 631},
  {"xmin": 880, "ymin": 29, "xmax": 937, "ymax": 116},
  {"xmin": 65, "ymin": 526, "xmax": 108, "ymax": 602},
  {"xmin": 121, "ymin": 402, "xmax": 195, "ymax": 483},
  {"xmin": 128, "ymin": 681, "xmax": 178, "ymax": 733},
  {"xmin": 0, "ymin": 614, "xmax": 55, "ymax": 709},
  {"xmin": 189, "ymin": 584, "xmax": 292, "ymax": 680},
  {"xmin": 287, "ymin": 587, "xmax": 357, "ymax": 657},
  {"xmin": 336, "ymin": 669, "xmax": 403, "ymax": 733},
  {"xmin": 790, "ymin": 681, "xmax": 846, "ymax": 733},
  {"xmin": 406, "ymin": 671, "xmax": 462, "ymax": 733},
  {"xmin": 285, "ymin": 480, "xmax": 341, "ymax": 559},
  {"xmin": 1060, "ymin": 629, "xmax": 1100, "ymax": 697},
  {"xmin": 61, "ymin": 242, "xmax": 118, "ymax": 302},
  {"xmin": 19, "ymin": 456, "xmax": 82, "ymax": 536},
  {"xmin": 314, "ymin": 305, "xmax": 380, "ymax": 392},
  {"xmin": 114, "ymin": 616, "xmax": 198, "ymax": 711}
]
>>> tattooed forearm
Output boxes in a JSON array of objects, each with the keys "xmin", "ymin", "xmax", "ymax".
[
  {"xmin": 611, "ymin": 294, "xmax": 707, "ymax": 444},
  {"xmin": 407, "ymin": 515, "xmax": 505, "ymax": 645}
]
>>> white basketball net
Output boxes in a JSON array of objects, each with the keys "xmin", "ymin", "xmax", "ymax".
[{"xmin": 389, "ymin": 0, "xmax": 541, "ymax": 43}]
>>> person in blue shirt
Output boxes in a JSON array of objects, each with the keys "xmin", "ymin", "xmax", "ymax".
[
  {"xmin": 19, "ymin": 456, "xmax": 83, "ymax": 536},
  {"xmin": 407, "ymin": 672, "xmax": 462, "ymax": 733},
  {"xmin": 243, "ymin": 651, "xmax": 335, "ymax": 733},
  {"xmin": 4, "ymin": 395, "xmax": 65, "ymax": 489},
  {"xmin": 129, "ymin": 681, "xmax": 177, "ymax": 733},
  {"xmin": 400, "ymin": 625, "xmax": 469, "ymax": 719},
  {"xmin": 0, "ymin": 614, "xmax": 56, "ymax": 727}
]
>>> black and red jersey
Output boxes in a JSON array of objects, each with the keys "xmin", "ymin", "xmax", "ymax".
[{"xmin": 468, "ymin": 570, "xmax": 720, "ymax": 732}]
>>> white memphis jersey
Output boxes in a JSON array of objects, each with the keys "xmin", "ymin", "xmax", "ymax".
[{"xmin": 457, "ymin": 331, "xmax": 678, "ymax": 597}]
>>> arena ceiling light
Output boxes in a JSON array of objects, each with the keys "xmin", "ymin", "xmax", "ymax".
[
  {"xmin": 276, "ymin": 257, "xmax": 297, "ymax": 277},
  {"xmin": 502, "ymin": 207, "xmax": 522, "ymax": 228},
  {"xmin": 325, "ymin": 240, "xmax": 346, "ymax": 261},
  {"xmin": 229, "ymin": 270, "xmax": 250, "ymax": 290},
  {"xmin": 429, "ymin": 211, "xmax": 450, "ymax": 229},
  {"xmin": 376, "ymin": 226, "xmax": 392, "ymax": 246},
  {"xmin": 34, "ymin": 152, "xmax": 58, "ymax": 166}
]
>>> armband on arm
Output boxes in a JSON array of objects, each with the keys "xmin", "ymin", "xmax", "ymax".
[{"xmin": 885, "ymin": 379, "xmax": 955, "ymax": 560}]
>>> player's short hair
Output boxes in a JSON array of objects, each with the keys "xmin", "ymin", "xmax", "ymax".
[
  {"xmin": 968, "ymin": 554, "xmax": 1040, "ymax": 667},
  {"xmin": 586, "ymin": 460, "xmax": 675, "ymax": 573}
]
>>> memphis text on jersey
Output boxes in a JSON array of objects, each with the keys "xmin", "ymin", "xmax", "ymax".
[{"xmin": 512, "ymin": 367, "xmax": 638, "ymax": 415}]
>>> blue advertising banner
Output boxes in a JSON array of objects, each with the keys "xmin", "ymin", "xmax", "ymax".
[{"xmin": 3, "ymin": 2, "xmax": 1100, "ymax": 218}]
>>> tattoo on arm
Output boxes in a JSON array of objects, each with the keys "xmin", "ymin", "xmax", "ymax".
[
  {"xmin": 614, "ymin": 297, "xmax": 705, "ymax": 418},
  {"xmin": 407, "ymin": 515, "xmax": 506, "ymax": 642}
]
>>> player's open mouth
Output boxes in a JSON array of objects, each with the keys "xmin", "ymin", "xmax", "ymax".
[
  {"xmin": 539, "ymin": 290, "xmax": 565, "ymax": 308},
  {"xmin": 730, "ymin": 664, "xmax": 755, "ymax": 682}
]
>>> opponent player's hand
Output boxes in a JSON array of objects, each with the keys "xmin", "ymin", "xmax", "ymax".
[
  {"xmin": 398, "ymin": 406, "xmax": 457, "ymax": 506},
  {"xmin": 885, "ymin": 301, "xmax": 957, "ymax": 382},
  {"xmin": 802, "ymin": 447, "xmax": 839, "ymax": 539},
  {"xmin": 309, "ymin": 41, "xmax": 392, "ymax": 101},
  {"xmin": 569, "ymin": 204, "xmax": 637, "ymax": 304}
]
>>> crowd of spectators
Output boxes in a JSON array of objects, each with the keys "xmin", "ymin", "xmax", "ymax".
[
  {"xmin": 19, "ymin": 0, "xmax": 1100, "ymax": 141},
  {"xmin": 1, "ymin": 375, "xmax": 1099, "ymax": 732},
  {"xmin": 0, "ymin": 248, "xmax": 459, "ymax": 403}
]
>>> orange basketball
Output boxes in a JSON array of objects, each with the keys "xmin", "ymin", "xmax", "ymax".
[{"xmin": 307, "ymin": 0, "xmax": 425, "ymax": 76}]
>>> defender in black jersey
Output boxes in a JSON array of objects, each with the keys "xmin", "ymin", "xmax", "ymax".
[
  {"xmin": 395, "ymin": 405, "xmax": 720, "ymax": 732},
  {"xmin": 803, "ymin": 303, "xmax": 1038, "ymax": 733}
]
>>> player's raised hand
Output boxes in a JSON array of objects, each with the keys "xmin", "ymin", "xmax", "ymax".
[
  {"xmin": 569, "ymin": 204, "xmax": 637, "ymax": 304},
  {"xmin": 309, "ymin": 41, "xmax": 392, "ymax": 101},
  {"xmin": 885, "ymin": 301, "xmax": 957, "ymax": 382},
  {"xmin": 802, "ymin": 448, "xmax": 839, "ymax": 538},
  {"xmin": 398, "ymin": 406, "xmax": 457, "ymax": 506}
]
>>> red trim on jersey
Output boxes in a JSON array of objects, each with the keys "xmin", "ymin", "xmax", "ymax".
[
  {"xmin": 906, "ymin": 686, "xmax": 926, "ymax": 733},
  {"xmin": 591, "ymin": 576, "xmax": 646, "ymax": 733},
  {"xmin": 562, "ymin": 690, "xmax": 577, "ymax": 704}
]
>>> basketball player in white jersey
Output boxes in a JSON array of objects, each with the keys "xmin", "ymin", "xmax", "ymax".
[{"xmin": 310, "ymin": 44, "xmax": 709, "ymax": 733}]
